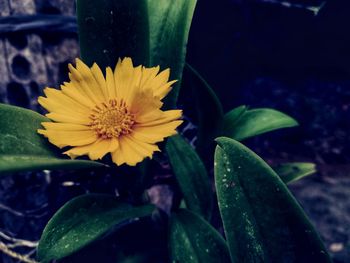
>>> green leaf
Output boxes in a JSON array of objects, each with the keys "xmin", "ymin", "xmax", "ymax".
[
  {"xmin": 223, "ymin": 107, "xmax": 299, "ymax": 141},
  {"xmin": 183, "ymin": 64, "xmax": 224, "ymax": 151},
  {"xmin": 148, "ymin": 0, "xmax": 197, "ymax": 108},
  {"xmin": 37, "ymin": 194, "xmax": 155, "ymax": 262},
  {"xmin": 0, "ymin": 155, "xmax": 105, "ymax": 175},
  {"xmin": 222, "ymin": 105, "xmax": 248, "ymax": 132},
  {"xmin": 169, "ymin": 209, "xmax": 231, "ymax": 263},
  {"xmin": 0, "ymin": 103, "xmax": 56, "ymax": 156},
  {"xmin": 214, "ymin": 137, "xmax": 331, "ymax": 263},
  {"xmin": 0, "ymin": 103, "xmax": 104, "ymax": 173},
  {"xmin": 274, "ymin": 162, "xmax": 317, "ymax": 184},
  {"xmin": 77, "ymin": 0, "xmax": 149, "ymax": 69},
  {"xmin": 166, "ymin": 135, "xmax": 213, "ymax": 220}
]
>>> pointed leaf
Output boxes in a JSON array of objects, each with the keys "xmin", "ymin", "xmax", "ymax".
[
  {"xmin": 214, "ymin": 137, "xmax": 331, "ymax": 263},
  {"xmin": 221, "ymin": 105, "xmax": 248, "ymax": 133},
  {"xmin": 0, "ymin": 104, "xmax": 104, "ymax": 173},
  {"xmin": 148, "ymin": 0, "xmax": 197, "ymax": 108},
  {"xmin": 223, "ymin": 108, "xmax": 298, "ymax": 141},
  {"xmin": 183, "ymin": 64, "xmax": 224, "ymax": 151},
  {"xmin": 166, "ymin": 135, "xmax": 213, "ymax": 220},
  {"xmin": 37, "ymin": 194, "xmax": 155, "ymax": 262},
  {"xmin": 77, "ymin": 0, "xmax": 149, "ymax": 68},
  {"xmin": 169, "ymin": 209, "xmax": 230, "ymax": 263},
  {"xmin": 274, "ymin": 162, "xmax": 317, "ymax": 184}
]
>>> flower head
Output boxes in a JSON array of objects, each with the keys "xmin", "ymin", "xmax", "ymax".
[{"xmin": 38, "ymin": 58, "xmax": 182, "ymax": 166}]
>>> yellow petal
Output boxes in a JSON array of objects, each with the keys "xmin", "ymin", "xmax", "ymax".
[
  {"xmin": 38, "ymin": 96, "xmax": 88, "ymax": 119},
  {"xmin": 38, "ymin": 129, "xmax": 97, "ymax": 148},
  {"xmin": 153, "ymin": 80, "xmax": 177, "ymax": 99},
  {"xmin": 68, "ymin": 63, "xmax": 101, "ymax": 105},
  {"xmin": 41, "ymin": 122, "xmax": 90, "ymax": 131},
  {"xmin": 75, "ymin": 58, "xmax": 105, "ymax": 102},
  {"xmin": 136, "ymin": 110, "xmax": 182, "ymax": 127},
  {"xmin": 111, "ymin": 137, "xmax": 135, "ymax": 166},
  {"xmin": 114, "ymin": 57, "xmax": 142, "ymax": 105},
  {"xmin": 64, "ymin": 138, "xmax": 119, "ymax": 160},
  {"xmin": 142, "ymin": 68, "xmax": 173, "ymax": 96},
  {"xmin": 153, "ymin": 68, "xmax": 170, "ymax": 87},
  {"xmin": 46, "ymin": 112, "xmax": 91, "ymax": 125},
  {"xmin": 132, "ymin": 120, "xmax": 182, "ymax": 143},
  {"xmin": 131, "ymin": 90, "xmax": 163, "ymax": 123},
  {"xmin": 111, "ymin": 136, "xmax": 158, "ymax": 166},
  {"xmin": 106, "ymin": 66, "xmax": 117, "ymax": 98},
  {"xmin": 125, "ymin": 136, "xmax": 160, "ymax": 157},
  {"xmin": 140, "ymin": 66, "xmax": 160, "ymax": 88},
  {"xmin": 41, "ymin": 88, "xmax": 90, "ymax": 115},
  {"xmin": 91, "ymin": 63, "xmax": 109, "ymax": 99},
  {"xmin": 61, "ymin": 83, "xmax": 95, "ymax": 108}
]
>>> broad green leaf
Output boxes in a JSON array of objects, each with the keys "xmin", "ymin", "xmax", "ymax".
[
  {"xmin": 148, "ymin": 0, "xmax": 197, "ymax": 108},
  {"xmin": 37, "ymin": 194, "xmax": 155, "ymax": 262},
  {"xmin": 274, "ymin": 162, "xmax": 317, "ymax": 184},
  {"xmin": 0, "ymin": 103, "xmax": 56, "ymax": 156},
  {"xmin": 223, "ymin": 107, "xmax": 298, "ymax": 141},
  {"xmin": 214, "ymin": 137, "xmax": 331, "ymax": 263},
  {"xmin": 183, "ymin": 64, "xmax": 224, "ymax": 151},
  {"xmin": 77, "ymin": 0, "xmax": 149, "ymax": 68},
  {"xmin": 0, "ymin": 103, "xmax": 103, "ymax": 173},
  {"xmin": 169, "ymin": 209, "xmax": 230, "ymax": 263},
  {"xmin": 166, "ymin": 135, "xmax": 213, "ymax": 220}
]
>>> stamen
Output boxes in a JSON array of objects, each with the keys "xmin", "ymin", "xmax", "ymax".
[{"xmin": 89, "ymin": 99, "xmax": 135, "ymax": 139}]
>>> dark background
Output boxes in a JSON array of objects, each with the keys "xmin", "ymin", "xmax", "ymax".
[
  {"xmin": 188, "ymin": 0, "xmax": 350, "ymax": 164},
  {"xmin": 0, "ymin": 0, "xmax": 349, "ymax": 262}
]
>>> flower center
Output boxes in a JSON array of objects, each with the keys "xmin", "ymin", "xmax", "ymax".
[{"xmin": 89, "ymin": 99, "xmax": 135, "ymax": 139}]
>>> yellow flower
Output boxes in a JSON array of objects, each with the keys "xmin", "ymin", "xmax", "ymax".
[{"xmin": 38, "ymin": 57, "xmax": 183, "ymax": 166}]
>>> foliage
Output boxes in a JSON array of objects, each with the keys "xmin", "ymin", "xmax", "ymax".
[
  {"xmin": 0, "ymin": 0, "xmax": 332, "ymax": 262},
  {"xmin": 166, "ymin": 135, "xmax": 213, "ymax": 220},
  {"xmin": 223, "ymin": 106, "xmax": 299, "ymax": 141},
  {"xmin": 169, "ymin": 209, "xmax": 230, "ymax": 263},
  {"xmin": 215, "ymin": 138, "xmax": 331, "ymax": 263},
  {"xmin": 37, "ymin": 194, "xmax": 155, "ymax": 262},
  {"xmin": 274, "ymin": 162, "xmax": 317, "ymax": 184},
  {"xmin": 0, "ymin": 103, "xmax": 104, "ymax": 174}
]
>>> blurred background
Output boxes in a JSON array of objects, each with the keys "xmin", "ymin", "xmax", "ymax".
[{"xmin": 0, "ymin": 0, "xmax": 349, "ymax": 262}]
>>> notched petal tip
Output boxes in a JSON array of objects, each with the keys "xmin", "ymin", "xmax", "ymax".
[
  {"xmin": 68, "ymin": 63, "xmax": 75, "ymax": 71},
  {"xmin": 40, "ymin": 122, "xmax": 50, "ymax": 129},
  {"xmin": 37, "ymin": 96, "xmax": 45, "ymax": 104},
  {"xmin": 63, "ymin": 150, "xmax": 77, "ymax": 159},
  {"xmin": 75, "ymin": 57, "xmax": 84, "ymax": 64},
  {"xmin": 121, "ymin": 57, "xmax": 132, "ymax": 63},
  {"xmin": 37, "ymin": 129, "xmax": 47, "ymax": 136},
  {"xmin": 91, "ymin": 62, "xmax": 101, "ymax": 71}
]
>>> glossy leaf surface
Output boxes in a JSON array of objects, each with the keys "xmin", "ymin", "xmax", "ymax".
[
  {"xmin": 214, "ymin": 137, "xmax": 331, "ymax": 263},
  {"xmin": 169, "ymin": 209, "xmax": 230, "ymax": 263},
  {"xmin": 148, "ymin": 0, "xmax": 197, "ymax": 108},
  {"xmin": 0, "ymin": 104, "xmax": 103, "ymax": 173},
  {"xmin": 223, "ymin": 107, "xmax": 298, "ymax": 141},
  {"xmin": 0, "ymin": 103, "xmax": 56, "ymax": 156},
  {"xmin": 37, "ymin": 194, "xmax": 155, "ymax": 262},
  {"xmin": 77, "ymin": 0, "xmax": 149, "ymax": 68},
  {"xmin": 0, "ymin": 155, "xmax": 105, "ymax": 175},
  {"xmin": 166, "ymin": 135, "xmax": 212, "ymax": 220},
  {"xmin": 183, "ymin": 64, "xmax": 224, "ymax": 151}
]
